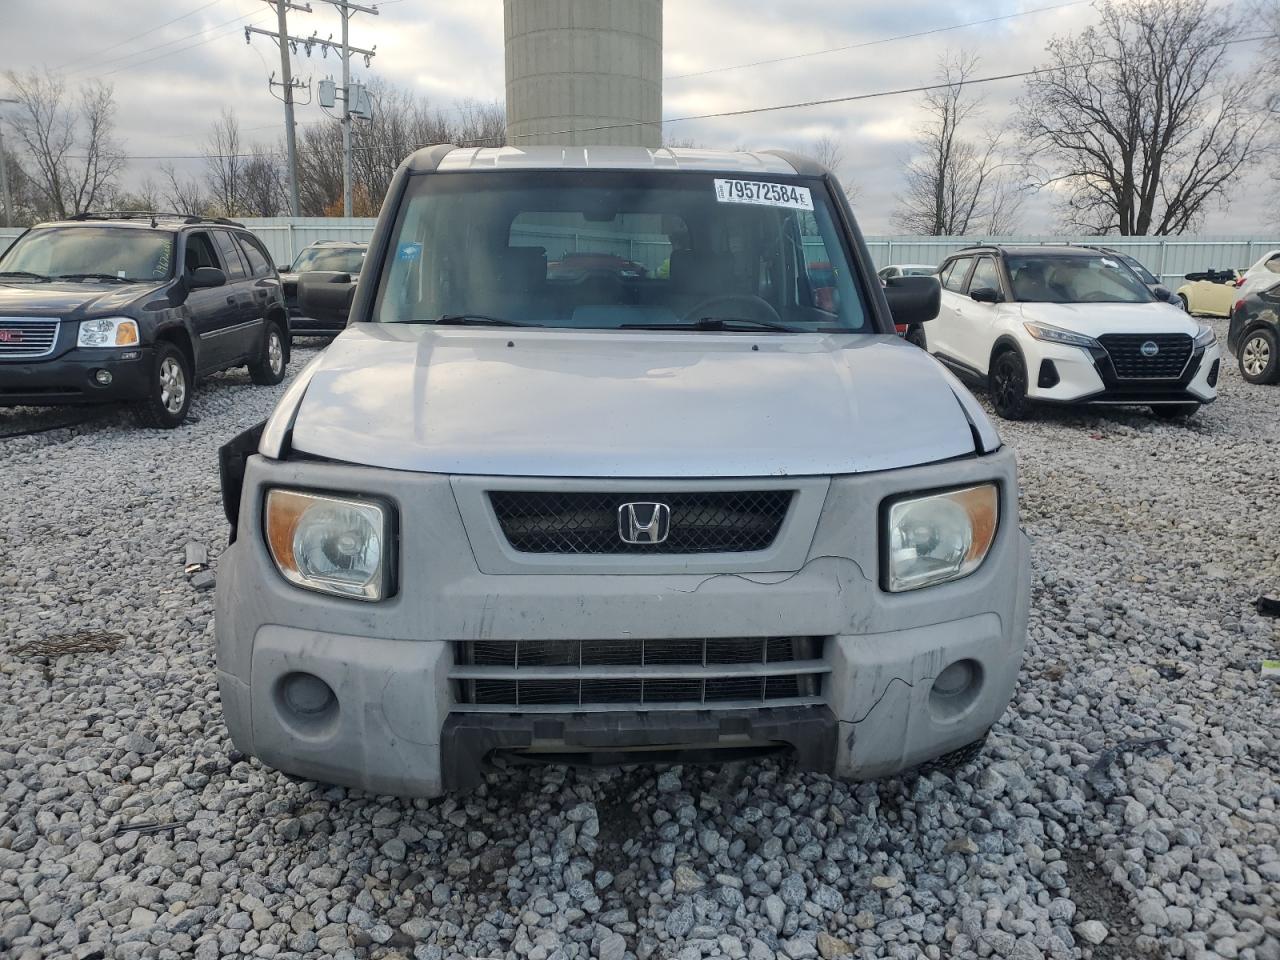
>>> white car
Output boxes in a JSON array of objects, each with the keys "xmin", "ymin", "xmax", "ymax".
[
  {"xmin": 1238, "ymin": 248, "xmax": 1280, "ymax": 300},
  {"xmin": 929, "ymin": 244, "xmax": 1220, "ymax": 420}
]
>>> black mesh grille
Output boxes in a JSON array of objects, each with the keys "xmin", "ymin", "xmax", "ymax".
[
  {"xmin": 1098, "ymin": 333, "xmax": 1193, "ymax": 380},
  {"xmin": 454, "ymin": 636, "xmax": 825, "ymax": 707},
  {"xmin": 489, "ymin": 490, "xmax": 793, "ymax": 554}
]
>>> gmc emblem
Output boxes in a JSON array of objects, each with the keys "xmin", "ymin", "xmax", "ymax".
[{"xmin": 0, "ymin": 330, "xmax": 23, "ymax": 343}]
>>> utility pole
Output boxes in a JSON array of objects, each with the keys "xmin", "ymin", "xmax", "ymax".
[
  {"xmin": 248, "ymin": 2, "xmax": 376, "ymax": 218},
  {"xmin": 325, "ymin": 1, "xmax": 378, "ymax": 217},
  {"xmin": 246, "ymin": 1, "xmax": 312, "ymax": 217},
  {"xmin": 0, "ymin": 97, "xmax": 17, "ymax": 229}
]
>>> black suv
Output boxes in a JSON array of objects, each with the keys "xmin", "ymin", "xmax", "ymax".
[{"xmin": 0, "ymin": 212, "xmax": 290, "ymax": 428}]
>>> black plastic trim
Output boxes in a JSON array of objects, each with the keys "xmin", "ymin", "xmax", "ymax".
[
  {"xmin": 218, "ymin": 420, "xmax": 266, "ymax": 538},
  {"xmin": 440, "ymin": 704, "xmax": 838, "ymax": 792}
]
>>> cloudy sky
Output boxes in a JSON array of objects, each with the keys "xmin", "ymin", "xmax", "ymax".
[{"xmin": 1, "ymin": 0, "xmax": 1272, "ymax": 233}]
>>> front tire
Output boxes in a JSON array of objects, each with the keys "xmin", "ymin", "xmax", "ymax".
[
  {"xmin": 989, "ymin": 349, "xmax": 1031, "ymax": 420},
  {"xmin": 1178, "ymin": 294, "xmax": 1190, "ymax": 314},
  {"xmin": 133, "ymin": 342, "xmax": 192, "ymax": 429},
  {"xmin": 1151, "ymin": 403, "xmax": 1200, "ymax": 420},
  {"xmin": 249, "ymin": 321, "xmax": 288, "ymax": 386},
  {"xmin": 1238, "ymin": 327, "xmax": 1279, "ymax": 385}
]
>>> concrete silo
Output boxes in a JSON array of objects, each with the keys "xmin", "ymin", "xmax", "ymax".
[{"xmin": 504, "ymin": 0, "xmax": 663, "ymax": 148}]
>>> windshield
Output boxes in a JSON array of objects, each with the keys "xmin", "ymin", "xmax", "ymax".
[
  {"xmin": 292, "ymin": 247, "xmax": 366, "ymax": 274},
  {"xmin": 900, "ymin": 266, "xmax": 936, "ymax": 277},
  {"xmin": 1007, "ymin": 254, "xmax": 1153, "ymax": 304},
  {"xmin": 1118, "ymin": 255, "xmax": 1158, "ymax": 285},
  {"xmin": 374, "ymin": 170, "xmax": 870, "ymax": 332},
  {"xmin": 0, "ymin": 226, "xmax": 174, "ymax": 282}
]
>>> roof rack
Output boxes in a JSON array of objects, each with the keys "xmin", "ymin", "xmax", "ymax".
[{"xmin": 67, "ymin": 211, "xmax": 246, "ymax": 228}]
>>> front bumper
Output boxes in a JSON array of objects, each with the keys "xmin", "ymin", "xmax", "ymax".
[
  {"xmin": 1023, "ymin": 336, "xmax": 1220, "ymax": 406},
  {"xmin": 215, "ymin": 449, "xmax": 1030, "ymax": 797},
  {"xmin": 0, "ymin": 347, "xmax": 154, "ymax": 406}
]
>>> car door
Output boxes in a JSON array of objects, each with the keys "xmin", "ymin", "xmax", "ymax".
[
  {"xmin": 235, "ymin": 232, "xmax": 281, "ymax": 334},
  {"xmin": 181, "ymin": 230, "xmax": 241, "ymax": 374},
  {"xmin": 929, "ymin": 255, "xmax": 974, "ymax": 369},
  {"xmin": 210, "ymin": 230, "xmax": 261, "ymax": 366},
  {"xmin": 959, "ymin": 255, "xmax": 1006, "ymax": 374}
]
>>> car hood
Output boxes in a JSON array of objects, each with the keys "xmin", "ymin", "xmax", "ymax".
[
  {"xmin": 1018, "ymin": 300, "xmax": 1198, "ymax": 337},
  {"xmin": 0, "ymin": 280, "xmax": 159, "ymax": 317},
  {"xmin": 286, "ymin": 323, "xmax": 988, "ymax": 478}
]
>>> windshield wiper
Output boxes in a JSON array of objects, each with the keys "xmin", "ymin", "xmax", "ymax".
[
  {"xmin": 55, "ymin": 273, "xmax": 134, "ymax": 283},
  {"xmin": 422, "ymin": 314, "xmax": 543, "ymax": 328},
  {"xmin": 0, "ymin": 270, "xmax": 52, "ymax": 282},
  {"xmin": 621, "ymin": 316, "xmax": 802, "ymax": 332}
]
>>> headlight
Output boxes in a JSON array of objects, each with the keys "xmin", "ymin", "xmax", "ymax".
[
  {"xmin": 264, "ymin": 489, "xmax": 393, "ymax": 600},
  {"xmin": 884, "ymin": 484, "xmax": 999, "ymax": 592},
  {"xmin": 78, "ymin": 317, "xmax": 139, "ymax": 347},
  {"xmin": 1194, "ymin": 324, "xmax": 1216, "ymax": 347},
  {"xmin": 1022, "ymin": 321, "xmax": 1098, "ymax": 349}
]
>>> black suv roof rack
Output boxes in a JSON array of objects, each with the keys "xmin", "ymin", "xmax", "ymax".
[{"xmin": 68, "ymin": 211, "xmax": 246, "ymax": 228}]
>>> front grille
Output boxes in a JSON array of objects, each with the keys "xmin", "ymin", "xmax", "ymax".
[
  {"xmin": 1098, "ymin": 333, "xmax": 1193, "ymax": 380},
  {"xmin": 489, "ymin": 490, "xmax": 793, "ymax": 554},
  {"xmin": 452, "ymin": 636, "xmax": 827, "ymax": 708},
  {"xmin": 0, "ymin": 318, "xmax": 60, "ymax": 359}
]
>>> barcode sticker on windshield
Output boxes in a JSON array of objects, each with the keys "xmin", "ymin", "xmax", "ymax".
[{"xmin": 714, "ymin": 179, "xmax": 813, "ymax": 210}]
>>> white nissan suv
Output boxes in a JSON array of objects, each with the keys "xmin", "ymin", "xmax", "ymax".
[{"xmin": 929, "ymin": 244, "xmax": 1220, "ymax": 420}]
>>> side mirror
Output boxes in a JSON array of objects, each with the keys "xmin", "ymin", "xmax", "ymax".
[
  {"xmin": 277, "ymin": 264, "xmax": 292, "ymax": 274},
  {"xmin": 189, "ymin": 266, "xmax": 226, "ymax": 289},
  {"xmin": 1152, "ymin": 284, "xmax": 1172, "ymax": 301},
  {"xmin": 884, "ymin": 275, "xmax": 940, "ymax": 326},
  {"xmin": 298, "ymin": 271, "xmax": 356, "ymax": 326},
  {"xmin": 969, "ymin": 286, "xmax": 1003, "ymax": 304}
]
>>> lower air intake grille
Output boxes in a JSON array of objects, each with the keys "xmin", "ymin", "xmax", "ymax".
[
  {"xmin": 489, "ymin": 490, "xmax": 793, "ymax": 554},
  {"xmin": 1098, "ymin": 333, "xmax": 1193, "ymax": 380},
  {"xmin": 452, "ymin": 636, "xmax": 828, "ymax": 709}
]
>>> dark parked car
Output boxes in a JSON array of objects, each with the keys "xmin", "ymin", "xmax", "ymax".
[
  {"xmin": 1228, "ymin": 278, "xmax": 1280, "ymax": 385},
  {"xmin": 0, "ymin": 212, "xmax": 290, "ymax": 428},
  {"xmin": 278, "ymin": 241, "xmax": 366, "ymax": 337}
]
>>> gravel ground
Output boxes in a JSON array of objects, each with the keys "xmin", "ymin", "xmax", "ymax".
[{"xmin": 1, "ymin": 322, "xmax": 1278, "ymax": 960}]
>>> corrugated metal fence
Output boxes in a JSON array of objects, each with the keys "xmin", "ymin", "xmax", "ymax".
[{"xmin": 2, "ymin": 220, "xmax": 1276, "ymax": 282}]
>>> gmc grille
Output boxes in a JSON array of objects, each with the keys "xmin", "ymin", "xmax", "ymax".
[
  {"xmin": 489, "ymin": 490, "xmax": 792, "ymax": 554},
  {"xmin": 451, "ymin": 636, "xmax": 828, "ymax": 709},
  {"xmin": 0, "ymin": 318, "xmax": 60, "ymax": 360},
  {"xmin": 1098, "ymin": 333, "xmax": 1193, "ymax": 380}
]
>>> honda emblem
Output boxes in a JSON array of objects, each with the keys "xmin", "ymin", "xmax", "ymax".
[{"xmin": 618, "ymin": 502, "xmax": 671, "ymax": 545}]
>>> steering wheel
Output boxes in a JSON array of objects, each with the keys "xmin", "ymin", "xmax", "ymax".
[{"xmin": 681, "ymin": 294, "xmax": 784, "ymax": 325}]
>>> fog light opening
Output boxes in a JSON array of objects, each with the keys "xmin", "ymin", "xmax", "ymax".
[
  {"xmin": 929, "ymin": 658, "xmax": 983, "ymax": 721},
  {"xmin": 93, "ymin": 369, "xmax": 113, "ymax": 386},
  {"xmin": 1207, "ymin": 359, "xmax": 1220, "ymax": 388},
  {"xmin": 276, "ymin": 671, "xmax": 339, "ymax": 735},
  {"xmin": 1037, "ymin": 359, "xmax": 1060, "ymax": 389}
]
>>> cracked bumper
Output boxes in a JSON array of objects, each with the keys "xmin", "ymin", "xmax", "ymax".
[{"xmin": 215, "ymin": 448, "xmax": 1029, "ymax": 797}]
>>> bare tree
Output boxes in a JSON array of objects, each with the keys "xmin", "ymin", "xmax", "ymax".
[
  {"xmin": 204, "ymin": 109, "xmax": 246, "ymax": 217},
  {"xmin": 2, "ymin": 69, "xmax": 125, "ymax": 218},
  {"xmin": 1017, "ymin": 0, "xmax": 1268, "ymax": 235},
  {"xmin": 894, "ymin": 52, "xmax": 1021, "ymax": 235},
  {"xmin": 159, "ymin": 162, "xmax": 208, "ymax": 217},
  {"xmin": 241, "ymin": 146, "xmax": 285, "ymax": 217},
  {"xmin": 106, "ymin": 177, "xmax": 162, "ymax": 213},
  {"xmin": 808, "ymin": 135, "xmax": 860, "ymax": 202}
]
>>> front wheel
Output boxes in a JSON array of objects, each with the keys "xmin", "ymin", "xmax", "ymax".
[
  {"xmin": 989, "ymin": 350, "xmax": 1031, "ymax": 420},
  {"xmin": 249, "ymin": 321, "xmax": 288, "ymax": 386},
  {"xmin": 1238, "ymin": 327, "xmax": 1279, "ymax": 384},
  {"xmin": 1151, "ymin": 403, "xmax": 1200, "ymax": 420},
  {"xmin": 133, "ymin": 342, "xmax": 192, "ymax": 429},
  {"xmin": 1178, "ymin": 294, "xmax": 1190, "ymax": 314}
]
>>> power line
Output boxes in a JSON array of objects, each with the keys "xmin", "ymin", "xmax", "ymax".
[
  {"xmin": 665, "ymin": 0, "xmax": 1093, "ymax": 81},
  {"xmin": 66, "ymin": 8, "xmax": 266, "ymax": 75},
  {"xmin": 57, "ymin": 0, "xmax": 224, "ymax": 71}
]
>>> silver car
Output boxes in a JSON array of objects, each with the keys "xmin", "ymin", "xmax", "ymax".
[{"xmin": 215, "ymin": 146, "xmax": 1030, "ymax": 797}]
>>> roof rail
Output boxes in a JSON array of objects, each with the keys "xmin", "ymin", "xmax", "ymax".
[{"xmin": 68, "ymin": 211, "xmax": 246, "ymax": 228}]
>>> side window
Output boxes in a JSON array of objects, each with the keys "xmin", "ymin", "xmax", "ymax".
[
  {"xmin": 1265, "ymin": 254, "xmax": 1280, "ymax": 274},
  {"xmin": 212, "ymin": 231, "xmax": 248, "ymax": 280},
  {"xmin": 184, "ymin": 232, "xmax": 220, "ymax": 274},
  {"xmin": 237, "ymin": 235, "xmax": 272, "ymax": 278},
  {"xmin": 967, "ymin": 257, "xmax": 1001, "ymax": 295},
  {"xmin": 941, "ymin": 257, "xmax": 972, "ymax": 292}
]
